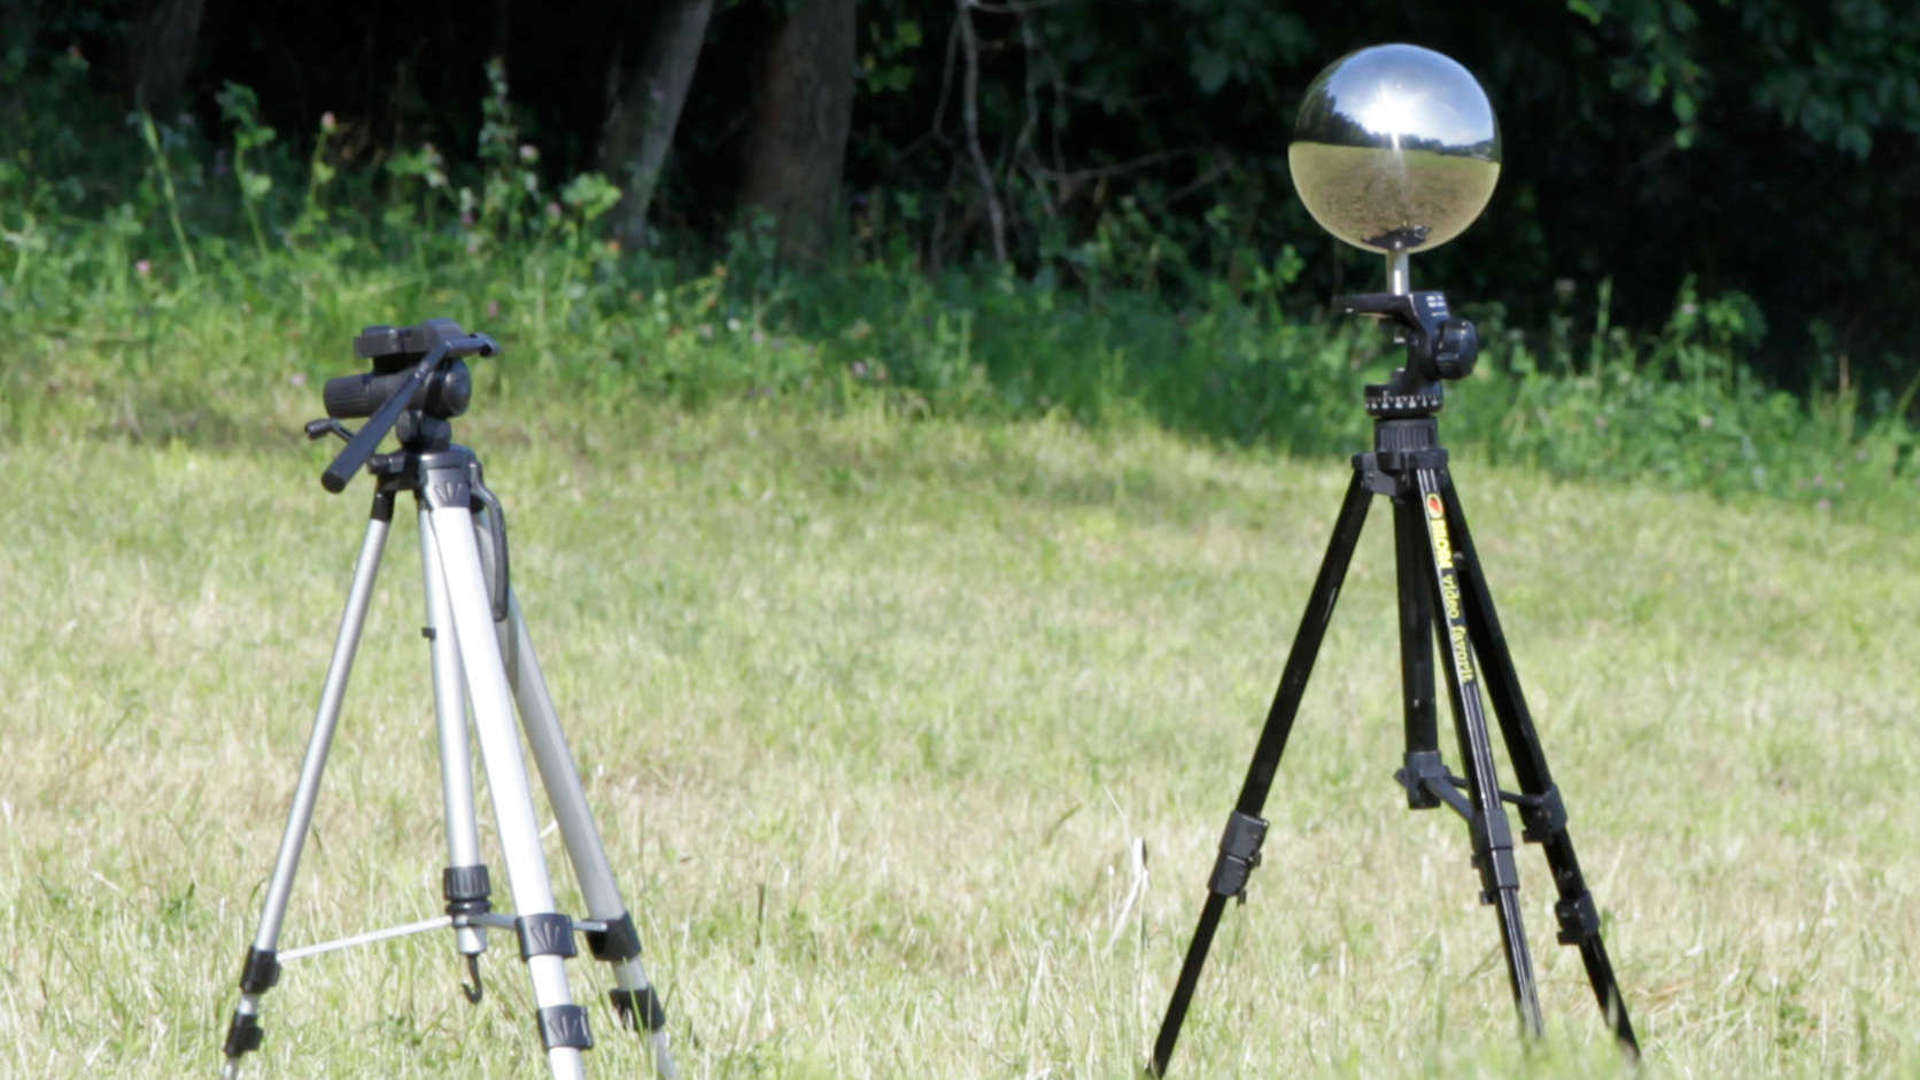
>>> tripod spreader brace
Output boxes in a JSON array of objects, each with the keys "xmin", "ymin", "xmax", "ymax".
[
  {"xmin": 1395, "ymin": 755, "xmax": 1573, "ymax": 844},
  {"xmin": 1393, "ymin": 756, "xmax": 1596, "ymax": 937},
  {"xmin": 447, "ymin": 908, "xmax": 664, "ymax": 1033}
]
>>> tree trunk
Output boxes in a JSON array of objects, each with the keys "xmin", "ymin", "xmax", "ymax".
[
  {"xmin": 599, "ymin": 0, "xmax": 713, "ymax": 249},
  {"xmin": 738, "ymin": 0, "xmax": 856, "ymax": 262},
  {"xmin": 130, "ymin": 0, "xmax": 205, "ymax": 117}
]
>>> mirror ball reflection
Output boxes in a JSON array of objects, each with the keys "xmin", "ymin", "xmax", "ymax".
[{"xmin": 1288, "ymin": 44, "xmax": 1500, "ymax": 255}]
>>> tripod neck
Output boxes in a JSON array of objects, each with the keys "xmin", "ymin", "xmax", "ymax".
[
  {"xmin": 365, "ymin": 414, "xmax": 481, "ymax": 500},
  {"xmin": 1373, "ymin": 415, "xmax": 1440, "ymax": 455},
  {"xmin": 1355, "ymin": 406, "xmax": 1446, "ymax": 498},
  {"xmin": 394, "ymin": 410, "xmax": 455, "ymax": 453}
]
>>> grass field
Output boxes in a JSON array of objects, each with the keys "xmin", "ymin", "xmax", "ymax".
[{"xmin": 3, "ymin": 376, "xmax": 1916, "ymax": 1078}]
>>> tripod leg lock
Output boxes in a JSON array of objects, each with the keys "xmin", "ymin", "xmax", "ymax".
[
  {"xmin": 236, "ymin": 946, "xmax": 281, "ymax": 994},
  {"xmin": 1554, "ymin": 891, "xmax": 1602, "ymax": 945},
  {"xmin": 537, "ymin": 1004, "xmax": 594, "ymax": 1051},
  {"xmin": 1469, "ymin": 816, "xmax": 1521, "ymax": 905},
  {"xmin": 610, "ymin": 986, "xmax": 670, "ymax": 1032},
  {"xmin": 585, "ymin": 911, "xmax": 643, "ymax": 963},
  {"xmin": 517, "ymin": 913, "xmax": 580, "ymax": 960},
  {"xmin": 1206, "ymin": 811, "xmax": 1269, "ymax": 901},
  {"xmin": 1512, "ymin": 785, "xmax": 1569, "ymax": 843},
  {"xmin": 443, "ymin": 864, "xmax": 493, "ymax": 918},
  {"xmin": 222, "ymin": 1009, "xmax": 265, "ymax": 1058}
]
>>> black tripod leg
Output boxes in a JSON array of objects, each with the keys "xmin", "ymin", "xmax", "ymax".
[
  {"xmin": 1438, "ymin": 477, "xmax": 1641, "ymax": 1056},
  {"xmin": 1392, "ymin": 495, "xmax": 1442, "ymax": 808},
  {"xmin": 1412, "ymin": 468, "xmax": 1545, "ymax": 1039},
  {"xmin": 1150, "ymin": 470, "xmax": 1373, "ymax": 1077}
]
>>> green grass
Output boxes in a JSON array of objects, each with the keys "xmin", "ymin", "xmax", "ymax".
[
  {"xmin": 3, "ymin": 86, "xmax": 1918, "ymax": 1075},
  {"xmin": 4, "ymin": 382, "xmax": 1917, "ymax": 1076}
]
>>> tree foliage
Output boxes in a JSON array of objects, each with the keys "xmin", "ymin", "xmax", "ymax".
[{"xmin": 3, "ymin": 0, "xmax": 1918, "ymax": 401}]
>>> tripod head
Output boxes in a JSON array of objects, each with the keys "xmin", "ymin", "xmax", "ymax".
[
  {"xmin": 1336, "ymin": 289, "xmax": 1480, "ymax": 419},
  {"xmin": 308, "ymin": 318, "xmax": 499, "ymax": 492},
  {"xmin": 1285, "ymin": 44, "xmax": 1496, "ymax": 422}
]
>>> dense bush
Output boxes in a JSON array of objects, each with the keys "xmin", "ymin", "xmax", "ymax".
[
  {"xmin": 6, "ymin": 2, "xmax": 1920, "ymax": 403},
  {"xmin": 1, "ymin": 49, "xmax": 1915, "ymax": 521}
]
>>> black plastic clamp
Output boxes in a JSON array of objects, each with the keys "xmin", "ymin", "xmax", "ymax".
[
  {"xmin": 585, "ymin": 911, "xmax": 642, "ymax": 963},
  {"xmin": 537, "ymin": 1004, "xmax": 594, "ymax": 1050},
  {"xmin": 1514, "ymin": 785, "xmax": 1569, "ymax": 843},
  {"xmin": 443, "ymin": 865, "xmax": 492, "ymax": 918},
  {"xmin": 518, "ymin": 913, "xmax": 578, "ymax": 960},
  {"xmin": 610, "ymin": 986, "xmax": 669, "ymax": 1032},
  {"xmin": 1396, "ymin": 750, "xmax": 1468, "ymax": 814},
  {"xmin": 237, "ymin": 946, "xmax": 280, "ymax": 995},
  {"xmin": 1554, "ymin": 891, "xmax": 1602, "ymax": 944},
  {"xmin": 222, "ymin": 1010, "xmax": 264, "ymax": 1057},
  {"xmin": 1206, "ymin": 811, "xmax": 1269, "ymax": 900},
  {"xmin": 1469, "ymin": 815, "xmax": 1521, "ymax": 905}
]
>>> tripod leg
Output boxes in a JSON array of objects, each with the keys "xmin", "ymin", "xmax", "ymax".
[
  {"xmin": 1392, "ymin": 494, "xmax": 1443, "ymax": 808},
  {"xmin": 1411, "ymin": 469, "xmax": 1545, "ymax": 1038},
  {"xmin": 1437, "ymin": 477, "xmax": 1640, "ymax": 1055},
  {"xmin": 419, "ymin": 509, "xmax": 491, "ymax": 1000},
  {"xmin": 503, "ymin": 590, "xmax": 679, "ymax": 1078},
  {"xmin": 423, "ymin": 499, "xmax": 590, "ymax": 1080},
  {"xmin": 1151, "ymin": 470, "xmax": 1373, "ymax": 1077},
  {"xmin": 222, "ymin": 494, "xmax": 395, "ymax": 1078}
]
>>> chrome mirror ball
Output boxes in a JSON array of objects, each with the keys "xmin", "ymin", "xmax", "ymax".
[{"xmin": 1289, "ymin": 43, "xmax": 1500, "ymax": 284}]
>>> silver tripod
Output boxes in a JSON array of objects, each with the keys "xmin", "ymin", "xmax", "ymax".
[{"xmin": 220, "ymin": 321, "xmax": 675, "ymax": 1080}]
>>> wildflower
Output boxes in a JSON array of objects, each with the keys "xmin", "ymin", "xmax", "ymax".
[
  {"xmin": 135, "ymin": 259, "xmax": 152, "ymax": 277},
  {"xmin": 320, "ymin": 111, "xmax": 337, "ymax": 133}
]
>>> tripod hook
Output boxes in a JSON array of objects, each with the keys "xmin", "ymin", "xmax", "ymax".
[{"xmin": 461, "ymin": 955, "xmax": 484, "ymax": 1004}]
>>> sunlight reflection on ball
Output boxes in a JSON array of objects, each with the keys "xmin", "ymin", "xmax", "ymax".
[{"xmin": 1289, "ymin": 44, "xmax": 1500, "ymax": 255}]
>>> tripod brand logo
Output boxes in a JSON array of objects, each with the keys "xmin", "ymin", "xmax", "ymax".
[
  {"xmin": 1423, "ymin": 492, "xmax": 1476, "ymax": 684},
  {"xmin": 1423, "ymin": 493, "xmax": 1454, "ymax": 566},
  {"xmin": 429, "ymin": 479, "xmax": 468, "ymax": 508}
]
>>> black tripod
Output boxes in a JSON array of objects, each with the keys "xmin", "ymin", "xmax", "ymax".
[{"xmin": 1149, "ymin": 291, "xmax": 1638, "ymax": 1074}]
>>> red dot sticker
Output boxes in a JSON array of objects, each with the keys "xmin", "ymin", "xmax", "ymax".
[{"xmin": 1424, "ymin": 492, "xmax": 1445, "ymax": 517}]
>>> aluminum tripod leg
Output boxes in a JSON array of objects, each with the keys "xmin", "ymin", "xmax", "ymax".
[
  {"xmin": 1437, "ymin": 476, "xmax": 1640, "ymax": 1054},
  {"xmin": 421, "ymin": 497, "xmax": 591, "ymax": 1080},
  {"xmin": 221, "ymin": 495, "xmax": 393, "ymax": 1075},
  {"xmin": 1150, "ymin": 471, "xmax": 1374, "ymax": 1076},
  {"xmin": 420, "ymin": 508, "xmax": 490, "ymax": 992},
  {"xmin": 503, "ymin": 591, "xmax": 679, "ymax": 1078},
  {"xmin": 1409, "ymin": 468, "xmax": 1544, "ymax": 1037}
]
